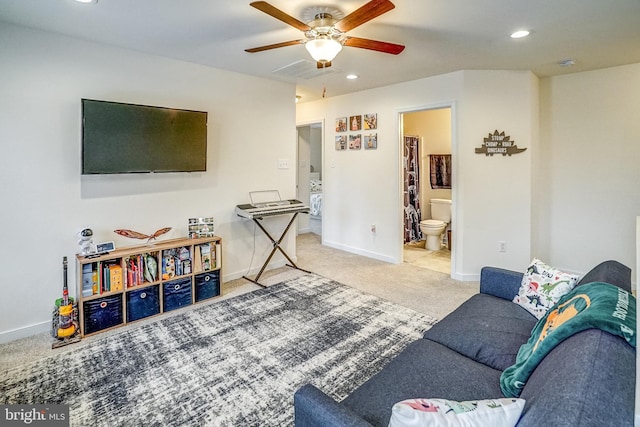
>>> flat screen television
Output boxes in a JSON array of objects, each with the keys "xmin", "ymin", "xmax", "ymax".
[{"xmin": 81, "ymin": 99, "xmax": 208, "ymax": 174}]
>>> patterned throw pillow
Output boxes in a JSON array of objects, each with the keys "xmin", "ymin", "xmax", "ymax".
[
  {"xmin": 513, "ymin": 258, "xmax": 579, "ymax": 319},
  {"xmin": 388, "ymin": 398, "xmax": 525, "ymax": 427}
]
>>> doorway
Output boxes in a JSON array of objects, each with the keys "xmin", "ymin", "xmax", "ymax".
[
  {"xmin": 401, "ymin": 107, "xmax": 453, "ymax": 275},
  {"xmin": 296, "ymin": 121, "xmax": 323, "ymax": 236}
]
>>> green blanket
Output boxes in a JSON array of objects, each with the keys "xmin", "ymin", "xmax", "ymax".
[{"xmin": 500, "ymin": 282, "xmax": 636, "ymax": 397}]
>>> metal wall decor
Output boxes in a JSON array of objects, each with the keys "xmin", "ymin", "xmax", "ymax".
[{"xmin": 475, "ymin": 130, "xmax": 526, "ymax": 156}]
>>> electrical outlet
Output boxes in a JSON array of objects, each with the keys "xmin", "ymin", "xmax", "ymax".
[{"xmin": 499, "ymin": 241, "xmax": 507, "ymax": 252}]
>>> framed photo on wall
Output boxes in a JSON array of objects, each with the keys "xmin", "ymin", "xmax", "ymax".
[
  {"xmin": 349, "ymin": 134, "xmax": 362, "ymax": 149},
  {"xmin": 335, "ymin": 117, "xmax": 347, "ymax": 132},
  {"xmin": 364, "ymin": 113, "xmax": 377, "ymax": 130},
  {"xmin": 349, "ymin": 115, "xmax": 362, "ymax": 131},
  {"xmin": 335, "ymin": 135, "xmax": 347, "ymax": 150},
  {"xmin": 364, "ymin": 133, "xmax": 377, "ymax": 149}
]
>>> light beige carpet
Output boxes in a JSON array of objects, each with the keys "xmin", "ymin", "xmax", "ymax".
[
  {"xmin": 295, "ymin": 233, "xmax": 478, "ymax": 320},
  {"xmin": 0, "ymin": 233, "xmax": 478, "ymax": 371}
]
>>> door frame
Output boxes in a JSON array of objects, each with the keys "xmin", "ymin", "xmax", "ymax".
[
  {"xmin": 296, "ymin": 119, "xmax": 325, "ymax": 238},
  {"xmin": 397, "ymin": 102, "xmax": 459, "ymax": 278}
]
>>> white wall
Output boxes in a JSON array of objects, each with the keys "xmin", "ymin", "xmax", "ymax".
[
  {"xmin": 298, "ymin": 63, "xmax": 640, "ymax": 285},
  {"xmin": 537, "ymin": 64, "xmax": 640, "ymax": 281},
  {"xmin": 457, "ymin": 71, "xmax": 538, "ymax": 279},
  {"xmin": 0, "ymin": 23, "xmax": 298, "ymax": 342},
  {"xmin": 297, "ymin": 70, "xmax": 538, "ymax": 280}
]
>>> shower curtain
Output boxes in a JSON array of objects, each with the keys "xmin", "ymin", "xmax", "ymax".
[{"xmin": 403, "ymin": 135, "xmax": 422, "ymax": 243}]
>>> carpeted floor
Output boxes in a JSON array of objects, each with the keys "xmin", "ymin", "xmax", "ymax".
[
  {"xmin": 1, "ymin": 273, "xmax": 437, "ymax": 427},
  {"xmin": 0, "ymin": 233, "xmax": 479, "ymax": 371}
]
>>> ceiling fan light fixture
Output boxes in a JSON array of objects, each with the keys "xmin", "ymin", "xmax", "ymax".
[
  {"xmin": 305, "ymin": 37, "xmax": 343, "ymax": 63},
  {"xmin": 510, "ymin": 30, "xmax": 530, "ymax": 39}
]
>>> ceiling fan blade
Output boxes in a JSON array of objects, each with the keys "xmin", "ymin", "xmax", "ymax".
[
  {"xmin": 343, "ymin": 36, "xmax": 405, "ymax": 54},
  {"xmin": 334, "ymin": 0, "xmax": 395, "ymax": 33},
  {"xmin": 245, "ymin": 39, "xmax": 306, "ymax": 53},
  {"xmin": 250, "ymin": 1, "xmax": 311, "ymax": 32}
]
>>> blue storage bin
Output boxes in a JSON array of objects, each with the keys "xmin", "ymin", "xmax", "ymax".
[
  {"xmin": 195, "ymin": 270, "xmax": 220, "ymax": 302},
  {"xmin": 83, "ymin": 294, "xmax": 123, "ymax": 335},
  {"xmin": 127, "ymin": 285, "xmax": 160, "ymax": 322},
  {"xmin": 163, "ymin": 277, "xmax": 192, "ymax": 312}
]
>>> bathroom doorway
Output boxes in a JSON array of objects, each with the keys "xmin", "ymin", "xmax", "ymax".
[
  {"xmin": 296, "ymin": 121, "xmax": 323, "ymax": 236},
  {"xmin": 401, "ymin": 107, "xmax": 453, "ymax": 275}
]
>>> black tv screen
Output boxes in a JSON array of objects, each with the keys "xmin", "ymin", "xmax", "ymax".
[{"xmin": 82, "ymin": 99, "xmax": 207, "ymax": 174}]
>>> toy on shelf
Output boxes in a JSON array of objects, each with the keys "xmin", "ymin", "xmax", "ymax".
[
  {"xmin": 77, "ymin": 228, "xmax": 96, "ymax": 255},
  {"xmin": 114, "ymin": 227, "xmax": 172, "ymax": 242}
]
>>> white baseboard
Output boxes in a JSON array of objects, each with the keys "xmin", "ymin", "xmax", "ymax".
[
  {"xmin": 452, "ymin": 272, "xmax": 480, "ymax": 282},
  {"xmin": 0, "ymin": 320, "xmax": 50, "ymax": 344},
  {"xmin": 322, "ymin": 240, "xmax": 395, "ymax": 264}
]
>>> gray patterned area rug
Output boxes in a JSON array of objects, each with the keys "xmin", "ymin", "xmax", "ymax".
[{"xmin": 1, "ymin": 273, "xmax": 437, "ymax": 427}]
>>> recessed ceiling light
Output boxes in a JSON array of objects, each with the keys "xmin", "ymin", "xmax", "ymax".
[
  {"xmin": 510, "ymin": 30, "xmax": 530, "ymax": 39},
  {"xmin": 74, "ymin": 0, "xmax": 98, "ymax": 4},
  {"xmin": 346, "ymin": 74, "xmax": 359, "ymax": 80},
  {"xmin": 559, "ymin": 59, "xmax": 575, "ymax": 67}
]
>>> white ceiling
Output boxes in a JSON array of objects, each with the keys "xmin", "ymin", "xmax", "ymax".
[{"xmin": 1, "ymin": 0, "xmax": 639, "ymax": 103}]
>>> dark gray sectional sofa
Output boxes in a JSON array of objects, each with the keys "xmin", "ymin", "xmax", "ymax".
[{"xmin": 294, "ymin": 260, "xmax": 635, "ymax": 426}]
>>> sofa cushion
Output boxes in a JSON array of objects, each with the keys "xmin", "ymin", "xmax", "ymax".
[
  {"xmin": 577, "ymin": 260, "xmax": 632, "ymax": 292},
  {"xmin": 341, "ymin": 339, "xmax": 504, "ymax": 427},
  {"xmin": 512, "ymin": 258, "xmax": 579, "ymax": 319},
  {"xmin": 389, "ymin": 397, "xmax": 525, "ymax": 427},
  {"xmin": 479, "ymin": 267, "xmax": 524, "ymax": 301},
  {"xmin": 422, "ymin": 294, "xmax": 537, "ymax": 371},
  {"xmin": 516, "ymin": 329, "xmax": 635, "ymax": 427}
]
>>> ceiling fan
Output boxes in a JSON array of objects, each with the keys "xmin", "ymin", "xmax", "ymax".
[{"xmin": 245, "ymin": 0, "xmax": 405, "ymax": 68}]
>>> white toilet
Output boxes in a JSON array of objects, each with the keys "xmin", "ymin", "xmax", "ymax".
[{"xmin": 420, "ymin": 199, "xmax": 452, "ymax": 251}]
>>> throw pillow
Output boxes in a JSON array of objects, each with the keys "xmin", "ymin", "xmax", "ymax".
[
  {"xmin": 388, "ymin": 397, "xmax": 525, "ymax": 427},
  {"xmin": 513, "ymin": 258, "xmax": 579, "ymax": 319}
]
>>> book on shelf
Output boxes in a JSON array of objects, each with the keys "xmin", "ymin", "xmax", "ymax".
[
  {"xmin": 92, "ymin": 270, "xmax": 99, "ymax": 295},
  {"xmin": 192, "ymin": 242, "xmax": 218, "ymax": 272},
  {"xmin": 201, "ymin": 244, "xmax": 211, "ymax": 271},
  {"xmin": 162, "ymin": 247, "xmax": 191, "ymax": 278},
  {"xmin": 109, "ymin": 264, "xmax": 123, "ymax": 291},
  {"xmin": 101, "ymin": 259, "xmax": 121, "ymax": 293},
  {"xmin": 126, "ymin": 254, "xmax": 157, "ymax": 287}
]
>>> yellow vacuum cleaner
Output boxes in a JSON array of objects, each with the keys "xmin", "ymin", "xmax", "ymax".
[{"xmin": 51, "ymin": 256, "xmax": 81, "ymax": 349}]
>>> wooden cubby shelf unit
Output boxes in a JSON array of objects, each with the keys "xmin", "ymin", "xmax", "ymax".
[{"xmin": 76, "ymin": 236, "xmax": 222, "ymax": 337}]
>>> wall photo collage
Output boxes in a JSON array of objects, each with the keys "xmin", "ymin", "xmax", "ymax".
[{"xmin": 335, "ymin": 113, "xmax": 377, "ymax": 150}]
